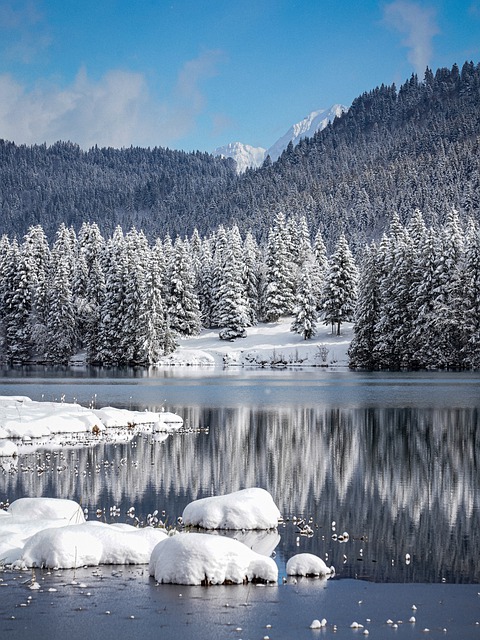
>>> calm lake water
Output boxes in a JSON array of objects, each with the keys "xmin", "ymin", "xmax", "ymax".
[{"xmin": 1, "ymin": 368, "xmax": 479, "ymax": 587}]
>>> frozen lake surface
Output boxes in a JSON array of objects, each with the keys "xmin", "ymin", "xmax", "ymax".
[{"xmin": 1, "ymin": 368, "xmax": 480, "ymax": 637}]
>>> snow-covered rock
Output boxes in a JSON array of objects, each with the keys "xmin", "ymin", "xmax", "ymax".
[
  {"xmin": 286, "ymin": 552, "xmax": 335, "ymax": 577},
  {"xmin": 182, "ymin": 488, "xmax": 281, "ymax": 530},
  {"xmin": 149, "ymin": 532, "xmax": 278, "ymax": 585},
  {"xmin": 8, "ymin": 497, "xmax": 86, "ymax": 523},
  {"xmin": 0, "ymin": 440, "xmax": 18, "ymax": 456},
  {"xmin": 20, "ymin": 521, "xmax": 168, "ymax": 568}
]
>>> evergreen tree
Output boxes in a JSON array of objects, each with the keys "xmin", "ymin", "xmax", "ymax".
[
  {"xmin": 349, "ymin": 243, "xmax": 381, "ymax": 368},
  {"xmin": 44, "ymin": 228, "xmax": 77, "ymax": 363},
  {"xmin": 321, "ymin": 234, "xmax": 358, "ymax": 335},
  {"xmin": 262, "ymin": 213, "xmax": 296, "ymax": 321},
  {"xmin": 215, "ymin": 226, "xmax": 250, "ymax": 338},
  {"xmin": 290, "ymin": 264, "xmax": 317, "ymax": 340},
  {"xmin": 461, "ymin": 218, "xmax": 480, "ymax": 367},
  {"xmin": 167, "ymin": 238, "xmax": 201, "ymax": 336}
]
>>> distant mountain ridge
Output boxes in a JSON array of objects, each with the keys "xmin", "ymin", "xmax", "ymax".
[{"xmin": 214, "ymin": 104, "xmax": 347, "ymax": 172}]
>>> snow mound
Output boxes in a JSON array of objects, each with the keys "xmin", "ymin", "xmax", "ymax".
[
  {"xmin": 0, "ymin": 498, "xmax": 167, "ymax": 568},
  {"xmin": 286, "ymin": 552, "xmax": 335, "ymax": 577},
  {"xmin": 182, "ymin": 488, "xmax": 281, "ymax": 530},
  {"xmin": 21, "ymin": 521, "xmax": 168, "ymax": 569},
  {"xmin": 149, "ymin": 532, "xmax": 278, "ymax": 585}
]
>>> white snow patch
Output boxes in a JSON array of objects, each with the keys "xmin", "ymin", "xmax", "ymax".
[
  {"xmin": 0, "ymin": 396, "xmax": 183, "ymax": 440},
  {"xmin": 158, "ymin": 318, "xmax": 352, "ymax": 368},
  {"xmin": 149, "ymin": 532, "xmax": 278, "ymax": 585},
  {"xmin": 182, "ymin": 488, "xmax": 281, "ymax": 530},
  {"xmin": 286, "ymin": 553, "xmax": 335, "ymax": 577}
]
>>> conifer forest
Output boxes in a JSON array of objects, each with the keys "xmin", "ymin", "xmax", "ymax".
[{"xmin": 1, "ymin": 62, "xmax": 480, "ymax": 370}]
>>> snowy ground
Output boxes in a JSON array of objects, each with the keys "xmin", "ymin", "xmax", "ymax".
[{"xmin": 158, "ymin": 318, "xmax": 352, "ymax": 368}]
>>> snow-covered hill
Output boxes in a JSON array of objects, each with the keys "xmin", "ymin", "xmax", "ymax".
[
  {"xmin": 215, "ymin": 104, "xmax": 347, "ymax": 172},
  {"xmin": 214, "ymin": 141, "xmax": 266, "ymax": 174}
]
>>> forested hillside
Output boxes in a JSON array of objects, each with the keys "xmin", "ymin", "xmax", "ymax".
[{"xmin": 0, "ymin": 62, "xmax": 479, "ymax": 249}]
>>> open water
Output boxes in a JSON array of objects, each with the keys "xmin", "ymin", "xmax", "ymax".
[{"xmin": 1, "ymin": 368, "xmax": 479, "ymax": 638}]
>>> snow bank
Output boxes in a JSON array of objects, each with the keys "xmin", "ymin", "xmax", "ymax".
[
  {"xmin": 182, "ymin": 488, "xmax": 281, "ymax": 530},
  {"xmin": 286, "ymin": 553, "xmax": 335, "ymax": 577},
  {"xmin": 158, "ymin": 318, "xmax": 352, "ymax": 368},
  {"xmin": 0, "ymin": 396, "xmax": 183, "ymax": 440},
  {"xmin": 0, "ymin": 498, "xmax": 168, "ymax": 568},
  {"xmin": 149, "ymin": 532, "xmax": 278, "ymax": 585}
]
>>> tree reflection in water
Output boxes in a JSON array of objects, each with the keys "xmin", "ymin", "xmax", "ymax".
[{"xmin": 2, "ymin": 405, "xmax": 479, "ymax": 583}]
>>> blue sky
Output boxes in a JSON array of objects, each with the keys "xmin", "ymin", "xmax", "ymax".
[{"xmin": 0, "ymin": 0, "xmax": 479, "ymax": 152}]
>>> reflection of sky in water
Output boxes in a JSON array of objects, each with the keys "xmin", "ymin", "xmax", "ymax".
[{"xmin": 1, "ymin": 371, "xmax": 480, "ymax": 584}]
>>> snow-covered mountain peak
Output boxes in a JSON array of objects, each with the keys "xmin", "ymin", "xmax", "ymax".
[
  {"xmin": 214, "ymin": 104, "xmax": 348, "ymax": 172},
  {"xmin": 214, "ymin": 141, "xmax": 266, "ymax": 174},
  {"xmin": 266, "ymin": 104, "xmax": 347, "ymax": 162}
]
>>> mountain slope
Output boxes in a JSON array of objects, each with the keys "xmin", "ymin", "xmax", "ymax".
[
  {"xmin": 265, "ymin": 104, "xmax": 347, "ymax": 162},
  {"xmin": 0, "ymin": 62, "xmax": 479, "ymax": 247}
]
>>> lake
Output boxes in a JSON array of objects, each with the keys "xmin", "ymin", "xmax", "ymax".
[{"xmin": 1, "ymin": 368, "xmax": 480, "ymax": 638}]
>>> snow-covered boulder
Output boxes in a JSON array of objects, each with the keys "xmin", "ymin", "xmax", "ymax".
[
  {"xmin": 286, "ymin": 553, "xmax": 335, "ymax": 577},
  {"xmin": 149, "ymin": 532, "xmax": 278, "ymax": 585},
  {"xmin": 20, "ymin": 521, "xmax": 168, "ymax": 568},
  {"xmin": 182, "ymin": 488, "xmax": 281, "ymax": 530},
  {"xmin": 8, "ymin": 497, "xmax": 86, "ymax": 523}
]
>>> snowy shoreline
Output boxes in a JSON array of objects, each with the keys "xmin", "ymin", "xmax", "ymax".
[
  {"xmin": 156, "ymin": 318, "xmax": 352, "ymax": 368},
  {"xmin": 0, "ymin": 396, "xmax": 183, "ymax": 447}
]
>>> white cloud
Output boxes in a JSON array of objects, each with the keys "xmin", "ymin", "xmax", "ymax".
[
  {"xmin": 0, "ymin": 51, "xmax": 225, "ymax": 149},
  {"xmin": 383, "ymin": 1, "xmax": 440, "ymax": 74}
]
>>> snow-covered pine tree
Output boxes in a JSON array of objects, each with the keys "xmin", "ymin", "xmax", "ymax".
[
  {"xmin": 215, "ymin": 225, "xmax": 250, "ymax": 339},
  {"xmin": 348, "ymin": 242, "xmax": 381, "ymax": 368},
  {"xmin": 290, "ymin": 263, "xmax": 317, "ymax": 340},
  {"xmin": 167, "ymin": 238, "xmax": 201, "ymax": 337},
  {"xmin": 262, "ymin": 213, "xmax": 296, "ymax": 322},
  {"xmin": 461, "ymin": 218, "xmax": 480, "ymax": 368},
  {"xmin": 312, "ymin": 229, "xmax": 328, "ymax": 309},
  {"xmin": 98, "ymin": 226, "xmax": 128, "ymax": 365},
  {"xmin": 243, "ymin": 231, "xmax": 260, "ymax": 326},
  {"xmin": 429, "ymin": 208, "xmax": 464, "ymax": 367},
  {"xmin": 321, "ymin": 234, "xmax": 358, "ymax": 335},
  {"xmin": 76, "ymin": 222, "xmax": 106, "ymax": 363},
  {"xmin": 44, "ymin": 226, "xmax": 77, "ymax": 363}
]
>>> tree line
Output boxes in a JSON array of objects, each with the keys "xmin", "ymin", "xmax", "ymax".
[
  {"xmin": 1, "ymin": 208, "xmax": 479, "ymax": 370},
  {"xmin": 0, "ymin": 214, "xmax": 357, "ymax": 366}
]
